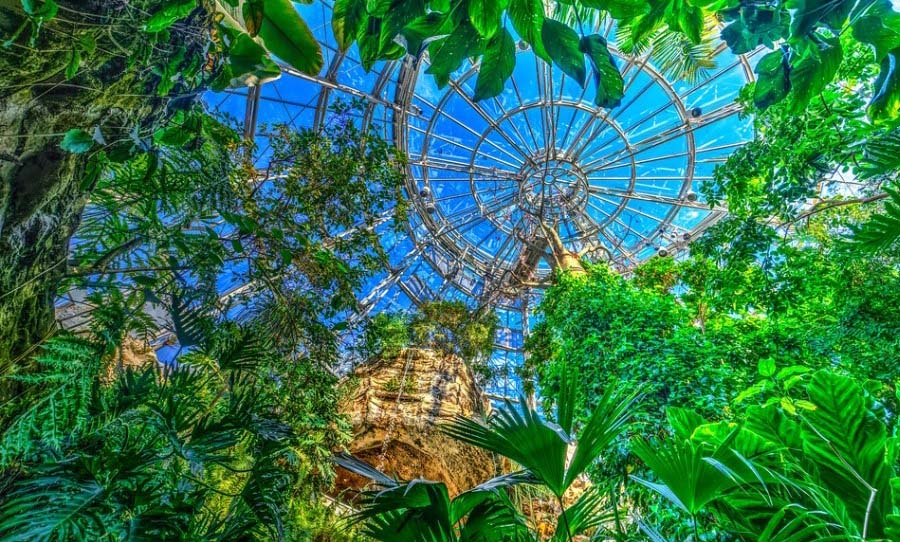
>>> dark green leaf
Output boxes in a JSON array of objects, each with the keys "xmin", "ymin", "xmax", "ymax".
[
  {"xmin": 853, "ymin": 1, "xmax": 900, "ymax": 62},
  {"xmin": 541, "ymin": 18, "xmax": 585, "ymax": 87},
  {"xmin": 869, "ymin": 47, "xmax": 900, "ymax": 125},
  {"xmin": 469, "ymin": 0, "xmax": 507, "ymax": 38},
  {"xmin": 580, "ymin": 34, "xmax": 623, "ymax": 108},
  {"xmin": 473, "ymin": 27, "xmax": 515, "ymax": 101},
  {"xmin": 144, "ymin": 0, "xmax": 196, "ymax": 33},
  {"xmin": 577, "ymin": 0, "xmax": 649, "ymax": 19},
  {"xmin": 60, "ymin": 129, "xmax": 94, "ymax": 154},
  {"xmin": 508, "ymin": 0, "xmax": 550, "ymax": 62},
  {"xmin": 333, "ymin": 0, "xmax": 368, "ymax": 51},
  {"xmin": 426, "ymin": 23, "xmax": 480, "ymax": 87},
  {"xmin": 753, "ymin": 49, "xmax": 791, "ymax": 109},
  {"xmin": 788, "ymin": 36, "xmax": 842, "ymax": 112},
  {"xmin": 257, "ymin": 0, "xmax": 323, "ymax": 75},
  {"xmin": 401, "ymin": 11, "xmax": 452, "ymax": 55}
]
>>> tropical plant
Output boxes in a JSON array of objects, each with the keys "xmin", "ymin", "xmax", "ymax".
[
  {"xmin": 0, "ymin": 0, "xmax": 322, "ymax": 374},
  {"xmin": 639, "ymin": 369, "xmax": 900, "ymax": 542},
  {"xmin": 337, "ymin": 368, "xmax": 639, "ymax": 542},
  {"xmin": 0, "ymin": 305, "xmax": 350, "ymax": 541}
]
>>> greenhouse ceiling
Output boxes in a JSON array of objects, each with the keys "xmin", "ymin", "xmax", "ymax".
[{"xmin": 208, "ymin": 4, "xmax": 758, "ymax": 397}]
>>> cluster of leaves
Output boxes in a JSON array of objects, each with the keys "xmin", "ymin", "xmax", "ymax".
[
  {"xmin": 637, "ymin": 369, "xmax": 900, "ymax": 542},
  {"xmin": 359, "ymin": 300, "xmax": 498, "ymax": 384},
  {"xmin": 0, "ymin": 304, "xmax": 350, "ymax": 541},
  {"xmin": 525, "ymin": 229, "xmax": 900, "ymax": 479}
]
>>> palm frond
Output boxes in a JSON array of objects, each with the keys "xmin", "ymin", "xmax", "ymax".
[{"xmin": 441, "ymin": 399, "xmax": 569, "ymax": 496}]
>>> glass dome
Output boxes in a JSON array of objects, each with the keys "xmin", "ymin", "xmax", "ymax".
[{"xmin": 207, "ymin": 4, "xmax": 760, "ymax": 397}]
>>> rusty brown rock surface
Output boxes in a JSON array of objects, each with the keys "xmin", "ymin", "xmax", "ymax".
[{"xmin": 335, "ymin": 348, "xmax": 497, "ymax": 497}]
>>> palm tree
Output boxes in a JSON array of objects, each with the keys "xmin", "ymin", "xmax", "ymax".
[{"xmin": 339, "ymin": 368, "xmax": 640, "ymax": 541}]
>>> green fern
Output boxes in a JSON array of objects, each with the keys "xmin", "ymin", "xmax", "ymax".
[{"xmin": 0, "ymin": 335, "xmax": 102, "ymax": 464}]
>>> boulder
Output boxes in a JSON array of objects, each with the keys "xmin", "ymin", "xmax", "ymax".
[{"xmin": 335, "ymin": 348, "xmax": 496, "ymax": 497}]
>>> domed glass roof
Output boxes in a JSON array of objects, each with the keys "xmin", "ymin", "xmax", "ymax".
[{"xmin": 208, "ymin": 3, "xmax": 760, "ymax": 398}]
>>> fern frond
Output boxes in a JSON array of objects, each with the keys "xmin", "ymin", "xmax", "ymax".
[{"xmin": 0, "ymin": 335, "xmax": 102, "ymax": 464}]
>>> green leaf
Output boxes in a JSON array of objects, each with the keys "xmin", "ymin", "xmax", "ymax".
[
  {"xmin": 508, "ymin": 0, "xmax": 550, "ymax": 62},
  {"xmin": 144, "ymin": 0, "xmax": 196, "ymax": 33},
  {"xmin": 469, "ymin": 0, "xmax": 507, "ymax": 38},
  {"xmin": 720, "ymin": 4, "xmax": 789, "ymax": 54},
  {"xmin": 580, "ymin": 34, "xmax": 624, "ymax": 108},
  {"xmin": 257, "ymin": 0, "xmax": 323, "ymax": 75},
  {"xmin": 60, "ymin": 129, "xmax": 95, "ymax": 154},
  {"xmin": 852, "ymin": 1, "xmax": 900, "ymax": 62},
  {"xmin": 64, "ymin": 46, "xmax": 81, "ymax": 80},
  {"xmin": 379, "ymin": 0, "xmax": 426, "ymax": 53},
  {"xmin": 576, "ymin": 0, "xmax": 649, "ymax": 19},
  {"xmin": 758, "ymin": 357, "xmax": 776, "ymax": 377},
  {"xmin": 401, "ymin": 11, "xmax": 452, "ymax": 55},
  {"xmin": 224, "ymin": 31, "xmax": 282, "ymax": 87},
  {"xmin": 869, "ymin": 47, "xmax": 900, "ymax": 125},
  {"xmin": 753, "ymin": 49, "xmax": 791, "ymax": 109},
  {"xmin": 802, "ymin": 370, "xmax": 894, "ymax": 536},
  {"xmin": 541, "ymin": 18, "xmax": 585, "ymax": 87},
  {"xmin": 473, "ymin": 27, "xmax": 515, "ymax": 101},
  {"xmin": 333, "ymin": 0, "xmax": 368, "ymax": 51},
  {"xmin": 426, "ymin": 23, "xmax": 480, "ymax": 87},
  {"xmin": 788, "ymin": 36, "xmax": 842, "ymax": 113},
  {"xmin": 21, "ymin": 0, "xmax": 57, "ymax": 18},
  {"xmin": 242, "ymin": 0, "xmax": 264, "ymax": 36},
  {"xmin": 367, "ymin": 0, "xmax": 392, "ymax": 17}
]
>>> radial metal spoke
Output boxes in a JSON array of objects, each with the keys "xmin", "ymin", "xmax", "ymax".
[{"xmin": 588, "ymin": 186, "xmax": 723, "ymax": 211}]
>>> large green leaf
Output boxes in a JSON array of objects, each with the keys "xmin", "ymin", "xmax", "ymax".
[
  {"xmin": 851, "ymin": 1, "xmax": 900, "ymax": 62},
  {"xmin": 144, "ymin": 0, "xmax": 196, "ymax": 33},
  {"xmin": 869, "ymin": 47, "xmax": 900, "ymax": 125},
  {"xmin": 442, "ymin": 399, "xmax": 570, "ymax": 497},
  {"xmin": 333, "ymin": 0, "xmax": 367, "ymax": 50},
  {"xmin": 848, "ymin": 187, "xmax": 900, "ymax": 252},
  {"xmin": 468, "ymin": 0, "xmax": 507, "ymax": 38},
  {"xmin": 218, "ymin": 31, "xmax": 282, "ymax": 88},
  {"xmin": 579, "ymin": 34, "xmax": 624, "ymax": 108},
  {"xmin": 753, "ymin": 49, "xmax": 791, "ymax": 109},
  {"xmin": 508, "ymin": 0, "xmax": 550, "ymax": 62},
  {"xmin": 257, "ymin": 0, "xmax": 323, "ymax": 74},
  {"xmin": 426, "ymin": 23, "xmax": 480, "ymax": 88},
  {"xmin": 473, "ymin": 27, "xmax": 516, "ymax": 101},
  {"xmin": 379, "ymin": 0, "xmax": 427, "ymax": 52},
  {"xmin": 541, "ymin": 18, "xmax": 585, "ymax": 87},
  {"xmin": 801, "ymin": 370, "xmax": 894, "ymax": 538},
  {"xmin": 720, "ymin": 4, "xmax": 789, "ymax": 54},
  {"xmin": 401, "ymin": 11, "xmax": 453, "ymax": 55},
  {"xmin": 576, "ymin": 0, "xmax": 649, "ymax": 19},
  {"xmin": 788, "ymin": 36, "xmax": 842, "ymax": 112}
]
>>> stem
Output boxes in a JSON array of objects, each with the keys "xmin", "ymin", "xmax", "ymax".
[
  {"xmin": 692, "ymin": 512, "xmax": 700, "ymax": 542},
  {"xmin": 557, "ymin": 494, "xmax": 574, "ymax": 542}
]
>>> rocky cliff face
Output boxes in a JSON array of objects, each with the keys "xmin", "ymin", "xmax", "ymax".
[{"xmin": 335, "ymin": 348, "xmax": 496, "ymax": 497}]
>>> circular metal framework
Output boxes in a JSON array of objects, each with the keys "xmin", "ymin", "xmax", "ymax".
[{"xmin": 207, "ymin": 6, "xmax": 761, "ymax": 397}]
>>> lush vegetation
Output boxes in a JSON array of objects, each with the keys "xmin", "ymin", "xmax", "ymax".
[
  {"xmin": 2, "ymin": 0, "xmax": 900, "ymax": 541},
  {"xmin": 359, "ymin": 301, "xmax": 498, "ymax": 383}
]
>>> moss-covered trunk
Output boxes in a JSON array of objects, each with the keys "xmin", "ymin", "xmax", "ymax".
[
  {"xmin": 0, "ymin": 85, "xmax": 89, "ymax": 369},
  {"xmin": 0, "ymin": 0, "xmax": 214, "ymax": 376}
]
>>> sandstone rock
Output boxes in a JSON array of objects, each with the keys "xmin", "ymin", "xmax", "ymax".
[{"xmin": 335, "ymin": 348, "xmax": 497, "ymax": 497}]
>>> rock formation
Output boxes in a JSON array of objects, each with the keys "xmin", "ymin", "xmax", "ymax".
[{"xmin": 335, "ymin": 347, "xmax": 497, "ymax": 497}]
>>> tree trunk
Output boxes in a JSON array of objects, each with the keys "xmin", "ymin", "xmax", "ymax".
[{"xmin": 0, "ymin": 1, "xmax": 214, "ymax": 376}]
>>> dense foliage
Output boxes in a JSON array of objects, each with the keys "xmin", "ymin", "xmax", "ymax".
[
  {"xmin": 359, "ymin": 301, "xmax": 498, "ymax": 383},
  {"xmin": 3, "ymin": 0, "xmax": 900, "ymax": 540}
]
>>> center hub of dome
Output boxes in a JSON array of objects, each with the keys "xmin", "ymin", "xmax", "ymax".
[{"xmin": 517, "ymin": 158, "xmax": 589, "ymax": 221}]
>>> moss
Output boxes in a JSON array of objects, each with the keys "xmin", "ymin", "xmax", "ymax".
[{"xmin": 0, "ymin": 1, "xmax": 218, "ymax": 384}]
